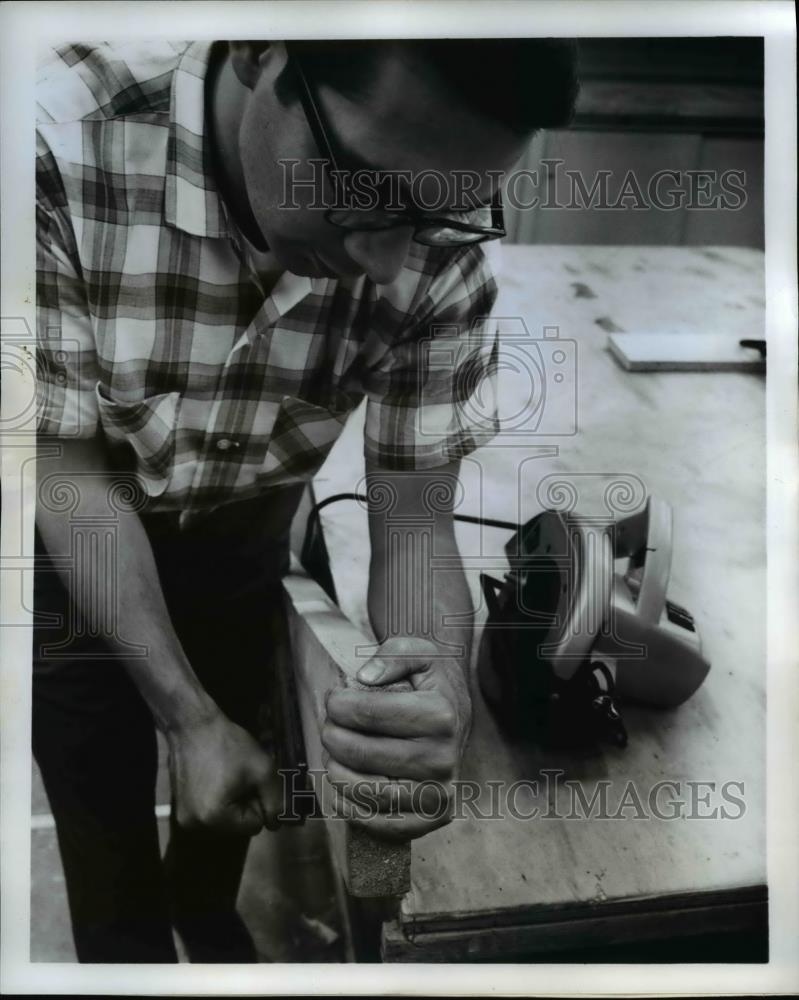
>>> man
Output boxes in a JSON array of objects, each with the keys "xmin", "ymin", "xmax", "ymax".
[{"xmin": 34, "ymin": 37, "xmax": 578, "ymax": 962}]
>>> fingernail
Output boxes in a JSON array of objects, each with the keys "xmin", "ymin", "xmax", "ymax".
[{"xmin": 359, "ymin": 661, "xmax": 386, "ymax": 684}]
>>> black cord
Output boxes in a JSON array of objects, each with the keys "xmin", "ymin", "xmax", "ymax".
[
  {"xmin": 452, "ymin": 512, "xmax": 521, "ymax": 531},
  {"xmin": 309, "ymin": 491, "xmax": 520, "ymax": 532}
]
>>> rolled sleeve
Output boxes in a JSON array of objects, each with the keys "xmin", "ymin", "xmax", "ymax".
[
  {"xmin": 363, "ymin": 243, "xmax": 500, "ymax": 470},
  {"xmin": 36, "ymin": 145, "xmax": 100, "ymax": 439}
]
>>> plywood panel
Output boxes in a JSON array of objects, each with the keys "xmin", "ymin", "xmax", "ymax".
[
  {"xmin": 503, "ymin": 130, "xmax": 763, "ymax": 249},
  {"xmin": 682, "ymin": 136, "xmax": 764, "ymax": 248},
  {"xmin": 382, "ymin": 887, "xmax": 767, "ymax": 961},
  {"xmin": 503, "ymin": 130, "xmax": 701, "ymax": 246}
]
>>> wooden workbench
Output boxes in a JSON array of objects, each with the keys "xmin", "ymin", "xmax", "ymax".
[{"xmin": 302, "ymin": 245, "xmax": 767, "ymax": 961}]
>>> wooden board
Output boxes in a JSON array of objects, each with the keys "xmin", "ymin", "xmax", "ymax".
[
  {"xmin": 608, "ymin": 332, "xmax": 765, "ymax": 371},
  {"xmin": 382, "ymin": 886, "xmax": 767, "ymax": 962},
  {"xmin": 310, "ymin": 246, "xmax": 767, "ymax": 959},
  {"xmin": 502, "ymin": 129, "xmax": 763, "ymax": 249},
  {"xmin": 572, "ymin": 81, "xmax": 764, "ymax": 134},
  {"xmin": 281, "ymin": 570, "xmax": 412, "ymax": 899}
]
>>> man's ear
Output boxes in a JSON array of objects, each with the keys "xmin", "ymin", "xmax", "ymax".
[{"xmin": 228, "ymin": 40, "xmax": 287, "ymax": 91}]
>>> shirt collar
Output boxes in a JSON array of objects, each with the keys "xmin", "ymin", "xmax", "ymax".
[
  {"xmin": 164, "ymin": 41, "xmax": 230, "ymax": 239},
  {"xmin": 164, "ymin": 41, "xmax": 321, "ymax": 316}
]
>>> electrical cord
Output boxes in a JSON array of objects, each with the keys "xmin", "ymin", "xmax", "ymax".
[{"xmin": 308, "ymin": 491, "xmax": 521, "ymax": 532}]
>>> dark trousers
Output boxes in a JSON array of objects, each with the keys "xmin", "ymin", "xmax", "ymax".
[{"xmin": 32, "ymin": 487, "xmax": 303, "ymax": 963}]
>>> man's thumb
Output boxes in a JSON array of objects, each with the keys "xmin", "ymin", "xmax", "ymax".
[{"xmin": 356, "ymin": 638, "xmax": 438, "ymax": 686}]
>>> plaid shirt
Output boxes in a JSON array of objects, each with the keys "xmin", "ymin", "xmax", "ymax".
[{"xmin": 36, "ymin": 41, "xmax": 500, "ymax": 513}]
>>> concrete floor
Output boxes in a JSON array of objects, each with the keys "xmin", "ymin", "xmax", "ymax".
[{"xmin": 30, "ymin": 736, "xmax": 347, "ymax": 963}]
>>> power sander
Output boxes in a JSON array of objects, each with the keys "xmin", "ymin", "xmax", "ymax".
[{"xmin": 477, "ymin": 497, "xmax": 711, "ymax": 749}]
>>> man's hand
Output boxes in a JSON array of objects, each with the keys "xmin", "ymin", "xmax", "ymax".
[
  {"xmin": 167, "ymin": 712, "xmax": 283, "ymax": 836},
  {"xmin": 321, "ymin": 636, "xmax": 472, "ymax": 841},
  {"xmin": 35, "ymin": 437, "xmax": 284, "ymax": 838}
]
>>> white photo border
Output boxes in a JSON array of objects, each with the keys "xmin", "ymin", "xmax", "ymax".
[{"xmin": 1, "ymin": 1, "xmax": 796, "ymax": 995}]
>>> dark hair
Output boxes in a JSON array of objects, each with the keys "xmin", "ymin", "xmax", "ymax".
[{"xmin": 278, "ymin": 37, "xmax": 580, "ymax": 135}]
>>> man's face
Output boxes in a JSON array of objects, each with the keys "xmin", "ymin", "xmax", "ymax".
[{"xmin": 235, "ymin": 43, "xmax": 527, "ymax": 284}]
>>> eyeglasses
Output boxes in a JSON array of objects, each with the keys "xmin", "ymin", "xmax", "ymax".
[{"xmin": 285, "ymin": 44, "xmax": 507, "ymax": 248}]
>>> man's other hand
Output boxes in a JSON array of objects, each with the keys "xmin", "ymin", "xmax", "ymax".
[
  {"xmin": 321, "ymin": 636, "xmax": 472, "ymax": 841},
  {"xmin": 167, "ymin": 713, "xmax": 283, "ymax": 836}
]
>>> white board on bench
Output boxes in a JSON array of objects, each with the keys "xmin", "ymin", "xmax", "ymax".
[{"xmin": 608, "ymin": 333, "xmax": 765, "ymax": 372}]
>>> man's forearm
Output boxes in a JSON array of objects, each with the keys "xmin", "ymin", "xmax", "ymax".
[
  {"xmin": 35, "ymin": 437, "xmax": 218, "ymax": 734},
  {"xmin": 367, "ymin": 527, "xmax": 474, "ymax": 669},
  {"xmin": 366, "ymin": 520, "xmax": 474, "ymax": 745}
]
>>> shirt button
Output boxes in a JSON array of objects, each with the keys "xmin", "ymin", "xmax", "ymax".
[{"xmin": 216, "ymin": 438, "xmax": 239, "ymax": 452}]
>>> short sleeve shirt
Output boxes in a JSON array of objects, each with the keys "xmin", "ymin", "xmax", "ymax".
[{"xmin": 36, "ymin": 41, "xmax": 501, "ymax": 513}]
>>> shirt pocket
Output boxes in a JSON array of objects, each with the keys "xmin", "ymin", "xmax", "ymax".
[
  {"xmin": 95, "ymin": 383, "xmax": 181, "ymax": 497},
  {"xmin": 261, "ymin": 392, "xmax": 352, "ymax": 482}
]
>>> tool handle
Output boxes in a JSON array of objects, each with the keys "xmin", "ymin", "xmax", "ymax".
[
  {"xmin": 615, "ymin": 497, "xmax": 673, "ymax": 625},
  {"xmin": 637, "ymin": 497, "xmax": 672, "ymax": 623}
]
